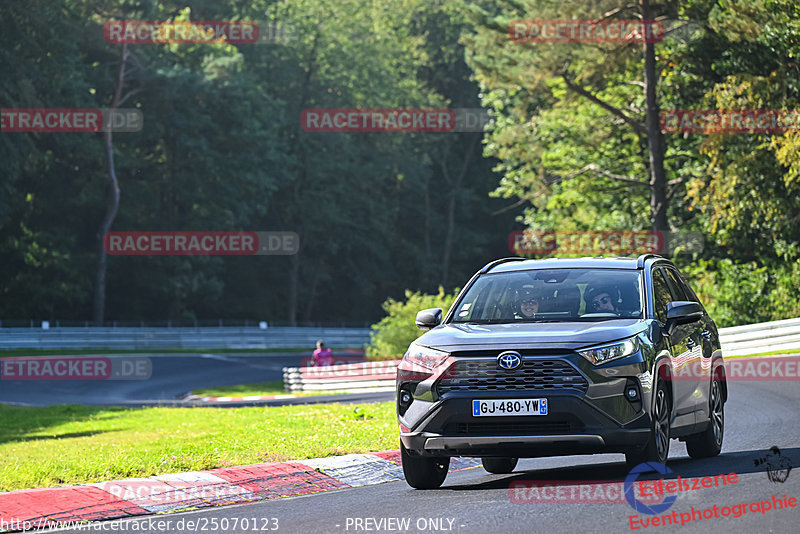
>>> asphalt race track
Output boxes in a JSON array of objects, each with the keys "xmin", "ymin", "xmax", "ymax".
[
  {"xmin": 0, "ymin": 353, "xmax": 392, "ymax": 407},
  {"xmin": 50, "ymin": 380, "xmax": 799, "ymax": 534}
]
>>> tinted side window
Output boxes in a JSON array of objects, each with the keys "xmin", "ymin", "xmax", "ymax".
[
  {"xmin": 662, "ymin": 267, "xmax": 689, "ymax": 301},
  {"xmin": 675, "ymin": 270, "xmax": 702, "ymax": 304},
  {"xmin": 651, "ymin": 269, "xmax": 673, "ymax": 323}
]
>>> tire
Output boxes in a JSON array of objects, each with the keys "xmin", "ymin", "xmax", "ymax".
[
  {"xmin": 686, "ymin": 373, "xmax": 724, "ymax": 458},
  {"xmin": 482, "ymin": 457, "xmax": 518, "ymax": 474},
  {"xmin": 401, "ymin": 441, "xmax": 449, "ymax": 489},
  {"xmin": 626, "ymin": 379, "xmax": 671, "ymax": 468}
]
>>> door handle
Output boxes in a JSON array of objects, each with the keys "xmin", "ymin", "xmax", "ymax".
[
  {"xmin": 686, "ymin": 338, "xmax": 697, "ymax": 348},
  {"xmin": 701, "ymin": 330, "xmax": 712, "ymax": 339}
]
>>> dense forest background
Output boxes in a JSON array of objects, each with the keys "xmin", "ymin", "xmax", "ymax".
[{"xmin": 1, "ymin": 0, "xmax": 798, "ymax": 327}]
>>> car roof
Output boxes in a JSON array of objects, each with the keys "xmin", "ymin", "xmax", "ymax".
[{"xmin": 484, "ymin": 255, "xmax": 665, "ymax": 274}]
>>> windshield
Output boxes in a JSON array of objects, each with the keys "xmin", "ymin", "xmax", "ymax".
[{"xmin": 450, "ymin": 269, "xmax": 642, "ymax": 323}]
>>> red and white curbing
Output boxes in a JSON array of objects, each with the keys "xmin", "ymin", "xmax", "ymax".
[{"xmin": 0, "ymin": 451, "xmax": 480, "ymax": 531}]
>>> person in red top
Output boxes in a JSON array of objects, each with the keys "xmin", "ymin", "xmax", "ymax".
[{"xmin": 311, "ymin": 340, "xmax": 333, "ymax": 366}]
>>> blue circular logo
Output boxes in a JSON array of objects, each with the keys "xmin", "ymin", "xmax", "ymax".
[
  {"xmin": 497, "ymin": 351, "xmax": 522, "ymax": 370},
  {"xmin": 624, "ymin": 462, "xmax": 677, "ymax": 515}
]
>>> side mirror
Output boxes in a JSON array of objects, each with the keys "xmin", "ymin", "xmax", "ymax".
[
  {"xmin": 415, "ymin": 308, "xmax": 443, "ymax": 331},
  {"xmin": 665, "ymin": 301, "xmax": 703, "ymax": 328}
]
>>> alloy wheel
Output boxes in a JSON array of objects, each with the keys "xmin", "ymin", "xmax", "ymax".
[{"xmin": 654, "ymin": 388, "xmax": 670, "ymax": 460}]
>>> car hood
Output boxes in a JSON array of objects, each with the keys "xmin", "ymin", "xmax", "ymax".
[{"xmin": 416, "ymin": 320, "xmax": 647, "ymax": 351}]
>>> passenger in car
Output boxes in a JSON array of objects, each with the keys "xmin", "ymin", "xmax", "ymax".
[{"xmin": 584, "ymin": 284, "xmax": 621, "ymax": 314}]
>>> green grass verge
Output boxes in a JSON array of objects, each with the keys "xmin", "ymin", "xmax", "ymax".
[
  {"xmin": 725, "ymin": 347, "xmax": 800, "ymax": 359},
  {"xmin": 0, "ymin": 347, "xmax": 365, "ymax": 357},
  {"xmin": 0, "ymin": 402, "xmax": 396, "ymax": 492},
  {"xmin": 192, "ymin": 381, "xmax": 343, "ymax": 398}
]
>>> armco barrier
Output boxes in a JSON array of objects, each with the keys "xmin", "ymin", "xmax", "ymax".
[
  {"xmin": 0, "ymin": 326, "xmax": 370, "ymax": 350},
  {"xmin": 719, "ymin": 317, "xmax": 800, "ymax": 357},
  {"xmin": 280, "ymin": 317, "xmax": 800, "ymax": 392},
  {"xmin": 283, "ymin": 360, "xmax": 399, "ymax": 393},
  {"xmin": 0, "ymin": 316, "xmax": 795, "ymax": 357}
]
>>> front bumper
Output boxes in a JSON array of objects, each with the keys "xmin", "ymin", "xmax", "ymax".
[
  {"xmin": 399, "ymin": 394, "xmax": 651, "ymax": 457},
  {"xmin": 398, "ymin": 353, "xmax": 654, "ymax": 458}
]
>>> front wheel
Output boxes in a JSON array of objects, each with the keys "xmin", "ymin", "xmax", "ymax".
[
  {"xmin": 401, "ymin": 442, "xmax": 449, "ymax": 489},
  {"xmin": 482, "ymin": 457, "xmax": 518, "ymax": 474},
  {"xmin": 626, "ymin": 380, "xmax": 671, "ymax": 468},
  {"xmin": 685, "ymin": 374, "xmax": 724, "ymax": 458}
]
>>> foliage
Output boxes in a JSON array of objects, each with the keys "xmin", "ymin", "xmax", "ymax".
[
  {"xmin": 0, "ymin": 0, "xmax": 798, "ymax": 327},
  {"xmin": 460, "ymin": 0, "xmax": 799, "ymax": 324},
  {"xmin": 0, "ymin": 0, "xmax": 515, "ymax": 324},
  {"xmin": 366, "ymin": 287, "xmax": 459, "ymax": 360},
  {"xmin": 680, "ymin": 259, "xmax": 800, "ymax": 327}
]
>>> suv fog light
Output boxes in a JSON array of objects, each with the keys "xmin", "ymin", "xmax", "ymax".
[
  {"xmin": 398, "ymin": 388, "xmax": 414, "ymax": 416},
  {"xmin": 624, "ymin": 378, "xmax": 643, "ymax": 410}
]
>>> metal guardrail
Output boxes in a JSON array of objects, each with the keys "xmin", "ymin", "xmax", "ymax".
[
  {"xmin": 0, "ymin": 326, "xmax": 371, "ymax": 350},
  {"xmin": 281, "ymin": 317, "xmax": 800, "ymax": 392},
  {"xmin": 719, "ymin": 317, "xmax": 800, "ymax": 357},
  {"xmin": 283, "ymin": 360, "xmax": 399, "ymax": 393}
]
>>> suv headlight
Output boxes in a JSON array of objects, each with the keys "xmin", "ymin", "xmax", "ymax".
[
  {"xmin": 402, "ymin": 341, "xmax": 449, "ymax": 371},
  {"xmin": 579, "ymin": 337, "xmax": 639, "ymax": 365}
]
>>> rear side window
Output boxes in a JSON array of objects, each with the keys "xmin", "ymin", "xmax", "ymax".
[
  {"xmin": 675, "ymin": 270, "xmax": 702, "ymax": 305},
  {"xmin": 651, "ymin": 269, "xmax": 673, "ymax": 323},
  {"xmin": 661, "ymin": 267, "xmax": 689, "ymax": 301}
]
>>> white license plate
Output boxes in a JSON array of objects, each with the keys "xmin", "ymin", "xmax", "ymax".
[{"xmin": 472, "ymin": 398, "xmax": 548, "ymax": 417}]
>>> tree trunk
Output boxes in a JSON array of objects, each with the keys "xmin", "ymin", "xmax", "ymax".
[
  {"xmin": 640, "ymin": 0, "xmax": 669, "ymax": 234},
  {"xmin": 441, "ymin": 187, "xmax": 457, "ymax": 288},
  {"xmin": 288, "ymin": 249, "xmax": 300, "ymax": 326},
  {"xmin": 304, "ymin": 257, "xmax": 321, "ymax": 320},
  {"xmin": 440, "ymin": 133, "xmax": 481, "ymax": 287},
  {"xmin": 286, "ymin": 35, "xmax": 319, "ymax": 326},
  {"xmin": 92, "ymin": 44, "xmax": 128, "ymax": 325}
]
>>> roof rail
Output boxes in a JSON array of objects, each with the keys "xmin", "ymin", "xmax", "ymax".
[
  {"xmin": 636, "ymin": 253, "xmax": 664, "ymax": 268},
  {"xmin": 479, "ymin": 257, "xmax": 526, "ymax": 274}
]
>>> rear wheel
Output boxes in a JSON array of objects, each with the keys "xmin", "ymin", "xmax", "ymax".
[
  {"xmin": 686, "ymin": 374, "xmax": 724, "ymax": 458},
  {"xmin": 481, "ymin": 457, "xmax": 518, "ymax": 474},
  {"xmin": 626, "ymin": 379, "xmax": 670, "ymax": 467},
  {"xmin": 401, "ymin": 442, "xmax": 449, "ymax": 489}
]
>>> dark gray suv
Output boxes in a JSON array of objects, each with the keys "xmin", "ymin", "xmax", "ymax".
[{"xmin": 397, "ymin": 254, "xmax": 726, "ymax": 489}]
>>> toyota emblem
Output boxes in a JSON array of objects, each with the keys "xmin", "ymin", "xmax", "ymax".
[{"xmin": 497, "ymin": 351, "xmax": 522, "ymax": 370}]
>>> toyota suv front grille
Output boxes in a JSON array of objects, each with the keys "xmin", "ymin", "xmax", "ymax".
[{"xmin": 437, "ymin": 358, "xmax": 589, "ymax": 394}]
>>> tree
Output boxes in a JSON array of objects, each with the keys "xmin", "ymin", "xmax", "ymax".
[{"xmin": 462, "ymin": 0, "xmax": 687, "ymax": 234}]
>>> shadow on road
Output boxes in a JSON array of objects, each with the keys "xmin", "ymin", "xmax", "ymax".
[{"xmin": 438, "ymin": 447, "xmax": 799, "ymax": 491}]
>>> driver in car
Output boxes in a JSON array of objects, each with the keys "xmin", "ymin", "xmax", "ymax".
[
  {"xmin": 515, "ymin": 286, "xmax": 545, "ymax": 319},
  {"xmin": 584, "ymin": 284, "xmax": 620, "ymax": 314}
]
